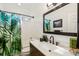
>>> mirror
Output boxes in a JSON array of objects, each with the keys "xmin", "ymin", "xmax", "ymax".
[{"xmin": 43, "ymin": 3, "xmax": 77, "ymax": 36}]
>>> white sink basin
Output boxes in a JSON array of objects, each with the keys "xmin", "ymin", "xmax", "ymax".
[
  {"xmin": 41, "ymin": 43, "xmax": 74, "ymax": 56},
  {"xmin": 41, "ymin": 43, "xmax": 57, "ymax": 51},
  {"xmin": 30, "ymin": 39, "xmax": 74, "ymax": 56}
]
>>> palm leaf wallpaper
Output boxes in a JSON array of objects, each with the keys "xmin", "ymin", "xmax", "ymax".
[{"xmin": 0, "ymin": 11, "xmax": 21, "ymax": 56}]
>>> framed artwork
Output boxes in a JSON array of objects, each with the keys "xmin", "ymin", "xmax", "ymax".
[{"xmin": 53, "ymin": 19, "xmax": 62, "ymax": 28}]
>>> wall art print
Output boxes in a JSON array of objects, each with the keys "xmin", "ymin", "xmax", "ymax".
[{"xmin": 0, "ymin": 11, "xmax": 21, "ymax": 56}]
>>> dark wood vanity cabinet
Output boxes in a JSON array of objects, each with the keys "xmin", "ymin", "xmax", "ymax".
[{"xmin": 30, "ymin": 43, "xmax": 45, "ymax": 56}]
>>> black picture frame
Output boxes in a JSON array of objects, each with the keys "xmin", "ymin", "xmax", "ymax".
[{"xmin": 53, "ymin": 19, "xmax": 62, "ymax": 28}]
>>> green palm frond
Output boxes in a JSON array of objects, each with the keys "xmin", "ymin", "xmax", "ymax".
[{"xmin": 0, "ymin": 11, "xmax": 21, "ymax": 56}]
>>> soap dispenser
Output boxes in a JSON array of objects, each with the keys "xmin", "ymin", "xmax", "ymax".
[{"xmin": 43, "ymin": 35, "xmax": 48, "ymax": 42}]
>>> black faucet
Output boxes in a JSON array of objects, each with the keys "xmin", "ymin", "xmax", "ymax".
[{"xmin": 50, "ymin": 36, "xmax": 54, "ymax": 44}]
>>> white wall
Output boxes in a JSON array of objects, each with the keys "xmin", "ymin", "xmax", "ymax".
[{"xmin": 0, "ymin": 4, "xmax": 4, "ymax": 10}]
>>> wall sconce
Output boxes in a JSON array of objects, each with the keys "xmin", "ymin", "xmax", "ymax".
[{"xmin": 47, "ymin": 3, "xmax": 57, "ymax": 7}]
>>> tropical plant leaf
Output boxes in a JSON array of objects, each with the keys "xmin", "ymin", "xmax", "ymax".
[{"xmin": 0, "ymin": 11, "xmax": 21, "ymax": 56}]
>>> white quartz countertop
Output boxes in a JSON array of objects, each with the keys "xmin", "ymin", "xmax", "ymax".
[{"xmin": 30, "ymin": 39, "xmax": 74, "ymax": 56}]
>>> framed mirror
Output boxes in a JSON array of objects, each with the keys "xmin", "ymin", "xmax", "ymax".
[{"xmin": 43, "ymin": 3, "xmax": 77, "ymax": 36}]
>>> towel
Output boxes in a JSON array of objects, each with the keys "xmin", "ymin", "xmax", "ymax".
[{"xmin": 70, "ymin": 37, "xmax": 77, "ymax": 48}]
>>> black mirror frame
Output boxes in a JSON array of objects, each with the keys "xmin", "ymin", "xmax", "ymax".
[
  {"xmin": 43, "ymin": 3, "xmax": 77, "ymax": 37},
  {"xmin": 76, "ymin": 3, "xmax": 79, "ymax": 48}
]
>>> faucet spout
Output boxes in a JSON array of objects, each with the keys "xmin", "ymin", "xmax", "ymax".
[{"xmin": 50, "ymin": 36, "xmax": 54, "ymax": 44}]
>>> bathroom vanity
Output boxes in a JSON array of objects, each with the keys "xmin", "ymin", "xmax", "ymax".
[
  {"xmin": 30, "ymin": 39, "xmax": 74, "ymax": 56},
  {"xmin": 30, "ymin": 43, "xmax": 45, "ymax": 56}
]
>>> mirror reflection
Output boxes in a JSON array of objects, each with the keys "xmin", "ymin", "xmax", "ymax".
[{"xmin": 44, "ymin": 3, "xmax": 77, "ymax": 34}]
